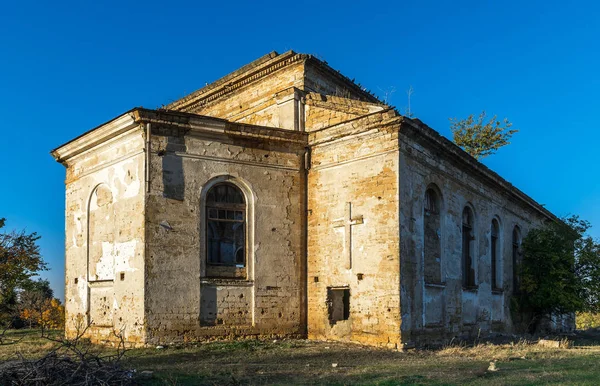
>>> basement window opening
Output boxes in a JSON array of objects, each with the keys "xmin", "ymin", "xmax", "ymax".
[{"xmin": 327, "ymin": 287, "xmax": 350, "ymax": 325}]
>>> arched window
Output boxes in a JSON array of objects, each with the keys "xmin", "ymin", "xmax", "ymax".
[
  {"xmin": 512, "ymin": 226, "xmax": 521, "ymax": 293},
  {"xmin": 206, "ymin": 183, "xmax": 246, "ymax": 268},
  {"xmin": 424, "ymin": 188, "xmax": 442, "ymax": 284},
  {"xmin": 491, "ymin": 219, "xmax": 501, "ymax": 291},
  {"xmin": 462, "ymin": 206, "xmax": 476, "ymax": 288}
]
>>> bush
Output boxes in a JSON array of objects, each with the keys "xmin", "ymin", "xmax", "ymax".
[
  {"xmin": 576, "ymin": 312, "xmax": 600, "ymax": 330},
  {"xmin": 516, "ymin": 216, "xmax": 600, "ymax": 333}
]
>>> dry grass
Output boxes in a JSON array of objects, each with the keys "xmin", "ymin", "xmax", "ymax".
[
  {"xmin": 2, "ymin": 330, "xmax": 600, "ymax": 385},
  {"xmin": 0, "ymin": 329, "xmax": 63, "ymax": 361}
]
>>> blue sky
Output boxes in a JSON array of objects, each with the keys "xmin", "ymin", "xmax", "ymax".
[{"xmin": 1, "ymin": 0, "xmax": 598, "ymax": 300}]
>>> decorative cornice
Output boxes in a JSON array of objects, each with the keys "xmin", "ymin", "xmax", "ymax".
[
  {"xmin": 167, "ymin": 51, "xmax": 307, "ymax": 113},
  {"xmin": 50, "ymin": 111, "xmax": 139, "ymax": 165},
  {"xmin": 165, "ymin": 50, "xmax": 382, "ymax": 114},
  {"xmin": 51, "ymin": 108, "xmax": 308, "ymax": 166},
  {"xmin": 134, "ymin": 109, "xmax": 307, "ymax": 146},
  {"xmin": 309, "ymin": 108, "xmax": 401, "ymax": 146}
]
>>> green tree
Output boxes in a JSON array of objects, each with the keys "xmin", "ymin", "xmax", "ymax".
[
  {"xmin": 0, "ymin": 218, "xmax": 47, "ymax": 327},
  {"xmin": 449, "ymin": 111, "xmax": 518, "ymax": 160},
  {"xmin": 517, "ymin": 216, "xmax": 600, "ymax": 332}
]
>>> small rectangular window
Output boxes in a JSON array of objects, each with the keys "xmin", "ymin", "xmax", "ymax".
[{"xmin": 327, "ymin": 287, "xmax": 350, "ymax": 325}]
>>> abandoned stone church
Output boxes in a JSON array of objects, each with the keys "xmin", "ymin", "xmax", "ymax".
[{"xmin": 52, "ymin": 51, "xmax": 568, "ymax": 348}]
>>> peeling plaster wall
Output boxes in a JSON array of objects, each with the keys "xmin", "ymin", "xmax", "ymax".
[
  {"xmin": 144, "ymin": 125, "xmax": 305, "ymax": 343},
  {"xmin": 307, "ymin": 128, "xmax": 401, "ymax": 349},
  {"xmin": 63, "ymin": 129, "xmax": 146, "ymax": 345},
  {"xmin": 398, "ymin": 131, "xmax": 545, "ymax": 344}
]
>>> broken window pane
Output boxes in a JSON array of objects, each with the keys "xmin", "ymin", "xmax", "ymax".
[{"xmin": 206, "ymin": 183, "xmax": 246, "ymax": 267}]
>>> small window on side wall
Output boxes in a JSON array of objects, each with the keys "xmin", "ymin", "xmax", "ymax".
[
  {"xmin": 206, "ymin": 183, "xmax": 246, "ymax": 279},
  {"xmin": 327, "ymin": 287, "xmax": 350, "ymax": 325}
]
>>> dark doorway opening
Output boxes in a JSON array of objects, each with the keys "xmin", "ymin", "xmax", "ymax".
[{"xmin": 327, "ymin": 287, "xmax": 350, "ymax": 325}]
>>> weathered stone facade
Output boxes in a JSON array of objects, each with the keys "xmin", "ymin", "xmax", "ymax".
[{"xmin": 52, "ymin": 51, "xmax": 569, "ymax": 348}]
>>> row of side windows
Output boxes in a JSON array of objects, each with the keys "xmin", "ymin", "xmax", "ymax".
[
  {"xmin": 424, "ymin": 187, "xmax": 522, "ymax": 291},
  {"xmin": 205, "ymin": 181, "xmax": 525, "ymax": 289}
]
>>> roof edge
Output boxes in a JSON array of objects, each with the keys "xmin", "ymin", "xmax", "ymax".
[
  {"xmin": 402, "ymin": 117, "xmax": 559, "ymax": 222},
  {"xmin": 51, "ymin": 109, "xmax": 140, "ymax": 165},
  {"xmin": 51, "ymin": 108, "xmax": 309, "ymax": 165},
  {"xmin": 165, "ymin": 50, "xmax": 383, "ymax": 113},
  {"xmin": 166, "ymin": 50, "xmax": 304, "ymax": 111}
]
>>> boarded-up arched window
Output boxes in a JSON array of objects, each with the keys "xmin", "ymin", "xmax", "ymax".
[
  {"xmin": 206, "ymin": 183, "xmax": 246, "ymax": 267},
  {"xmin": 491, "ymin": 219, "xmax": 501, "ymax": 291},
  {"xmin": 424, "ymin": 188, "xmax": 442, "ymax": 283},
  {"xmin": 87, "ymin": 184, "xmax": 116, "ymax": 327},
  {"xmin": 462, "ymin": 206, "xmax": 476, "ymax": 288},
  {"xmin": 512, "ymin": 226, "xmax": 521, "ymax": 293}
]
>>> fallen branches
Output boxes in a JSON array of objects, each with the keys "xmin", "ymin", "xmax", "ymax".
[{"xmin": 0, "ymin": 326, "xmax": 135, "ymax": 385}]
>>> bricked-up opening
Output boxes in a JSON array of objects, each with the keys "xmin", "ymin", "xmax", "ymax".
[
  {"xmin": 462, "ymin": 206, "xmax": 476, "ymax": 288},
  {"xmin": 512, "ymin": 226, "xmax": 522, "ymax": 293},
  {"xmin": 206, "ymin": 182, "xmax": 247, "ymax": 278},
  {"xmin": 491, "ymin": 219, "xmax": 501, "ymax": 291},
  {"xmin": 327, "ymin": 287, "xmax": 350, "ymax": 325},
  {"xmin": 424, "ymin": 187, "xmax": 442, "ymax": 283}
]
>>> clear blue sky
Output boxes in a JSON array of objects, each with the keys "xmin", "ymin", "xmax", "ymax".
[{"xmin": 1, "ymin": 0, "xmax": 598, "ymax": 301}]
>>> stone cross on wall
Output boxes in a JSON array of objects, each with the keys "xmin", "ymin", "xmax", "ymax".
[{"xmin": 333, "ymin": 202, "xmax": 364, "ymax": 270}]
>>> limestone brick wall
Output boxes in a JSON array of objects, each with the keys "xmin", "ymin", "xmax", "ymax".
[
  {"xmin": 307, "ymin": 125, "xmax": 401, "ymax": 348},
  {"xmin": 167, "ymin": 52, "xmax": 382, "ymax": 133},
  {"xmin": 304, "ymin": 93, "xmax": 385, "ymax": 131},
  {"xmin": 144, "ymin": 124, "xmax": 306, "ymax": 344},
  {"xmin": 62, "ymin": 129, "xmax": 146, "ymax": 345},
  {"xmin": 303, "ymin": 61, "xmax": 379, "ymax": 103},
  {"xmin": 176, "ymin": 64, "xmax": 305, "ymax": 130},
  {"xmin": 398, "ymin": 125, "xmax": 548, "ymax": 344}
]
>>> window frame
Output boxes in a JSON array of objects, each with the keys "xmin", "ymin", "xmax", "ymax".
[
  {"xmin": 206, "ymin": 183, "xmax": 246, "ymax": 267},
  {"xmin": 200, "ymin": 176, "xmax": 253, "ymax": 281}
]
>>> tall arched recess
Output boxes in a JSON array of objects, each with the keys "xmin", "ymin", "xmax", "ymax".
[
  {"xmin": 423, "ymin": 187, "xmax": 442, "ymax": 284},
  {"xmin": 423, "ymin": 184, "xmax": 445, "ymax": 328},
  {"xmin": 461, "ymin": 206, "xmax": 476, "ymax": 289},
  {"xmin": 512, "ymin": 226, "xmax": 522, "ymax": 293},
  {"xmin": 198, "ymin": 175, "xmax": 255, "ymax": 327},
  {"xmin": 86, "ymin": 183, "xmax": 116, "ymax": 327}
]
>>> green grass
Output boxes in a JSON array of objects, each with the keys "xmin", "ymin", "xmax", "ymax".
[{"xmin": 2, "ymin": 330, "xmax": 600, "ymax": 385}]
